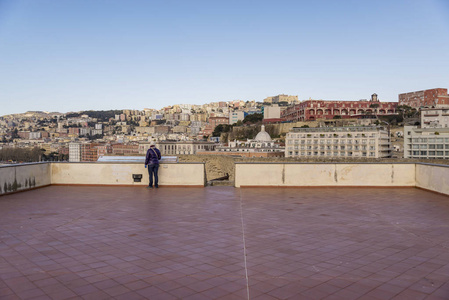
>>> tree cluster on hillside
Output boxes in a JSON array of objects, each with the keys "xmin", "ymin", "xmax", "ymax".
[
  {"xmin": 397, "ymin": 105, "xmax": 418, "ymax": 118},
  {"xmin": 226, "ymin": 126, "xmax": 259, "ymax": 141},
  {"xmin": 212, "ymin": 124, "xmax": 233, "ymax": 137},
  {"xmin": 243, "ymin": 113, "xmax": 263, "ymax": 124},
  {"xmin": 378, "ymin": 115, "xmax": 404, "ymax": 125},
  {"xmin": 66, "ymin": 110, "xmax": 123, "ymax": 121},
  {"xmin": 42, "ymin": 152, "xmax": 68, "ymax": 161},
  {"xmin": 0, "ymin": 147, "xmax": 43, "ymax": 162}
]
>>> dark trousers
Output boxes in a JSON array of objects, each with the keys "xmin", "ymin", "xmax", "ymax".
[{"xmin": 148, "ymin": 164, "xmax": 159, "ymax": 187}]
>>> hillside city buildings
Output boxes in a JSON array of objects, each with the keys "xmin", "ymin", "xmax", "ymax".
[{"xmin": 1, "ymin": 89, "xmax": 449, "ymax": 162}]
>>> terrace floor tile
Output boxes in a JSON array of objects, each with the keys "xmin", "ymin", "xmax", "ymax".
[{"xmin": 1, "ymin": 186, "xmax": 449, "ymax": 299}]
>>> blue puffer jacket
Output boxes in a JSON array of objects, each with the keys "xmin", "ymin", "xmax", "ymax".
[{"xmin": 145, "ymin": 147, "xmax": 161, "ymax": 165}]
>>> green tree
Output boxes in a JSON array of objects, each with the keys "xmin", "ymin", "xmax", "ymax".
[
  {"xmin": 212, "ymin": 124, "xmax": 233, "ymax": 137},
  {"xmin": 243, "ymin": 113, "xmax": 263, "ymax": 124},
  {"xmin": 397, "ymin": 105, "xmax": 418, "ymax": 119}
]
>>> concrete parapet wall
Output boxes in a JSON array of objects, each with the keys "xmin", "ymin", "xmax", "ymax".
[
  {"xmin": 0, "ymin": 163, "xmax": 51, "ymax": 195},
  {"xmin": 235, "ymin": 163, "xmax": 416, "ymax": 188},
  {"xmin": 51, "ymin": 162, "xmax": 206, "ymax": 186},
  {"xmin": 416, "ymin": 164, "xmax": 449, "ymax": 195},
  {"xmin": 2, "ymin": 162, "xmax": 449, "ymax": 196}
]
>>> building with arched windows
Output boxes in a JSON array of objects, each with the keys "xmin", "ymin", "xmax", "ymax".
[{"xmin": 281, "ymin": 94, "xmax": 397, "ymax": 122}]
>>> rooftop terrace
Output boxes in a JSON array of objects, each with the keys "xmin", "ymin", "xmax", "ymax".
[{"xmin": 1, "ymin": 185, "xmax": 449, "ymax": 299}]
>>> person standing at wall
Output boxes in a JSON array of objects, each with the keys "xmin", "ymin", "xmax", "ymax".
[{"xmin": 145, "ymin": 143, "xmax": 161, "ymax": 188}]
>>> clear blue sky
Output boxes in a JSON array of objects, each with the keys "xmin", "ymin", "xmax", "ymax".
[{"xmin": 1, "ymin": 0, "xmax": 448, "ymax": 115}]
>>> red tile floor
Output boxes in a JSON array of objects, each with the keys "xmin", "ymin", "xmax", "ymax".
[{"xmin": 1, "ymin": 186, "xmax": 449, "ymax": 299}]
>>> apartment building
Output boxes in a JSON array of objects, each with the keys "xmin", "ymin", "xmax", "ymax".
[
  {"xmin": 404, "ymin": 107, "xmax": 449, "ymax": 159},
  {"xmin": 229, "ymin": 111, "xmax": 246, "ymax": 125},
  {"xmin": 404, "ymin": 126, "xmax": 449, "ymax": 159},
  {"xmin": 263, "ymin": 105, "xmax": 281, "ymax": 119},
  {"xmin": 421, "ymin": 107, "xmax": 449, "ymax": 128},
  {"xmin": 68, "ymin": 143, "xmax": 81, "ymax": 162},
  {"xmin": 285, "ymin": 126, "xmax": 391, "ymax": 158},
  {"xmin": 81, "ymin": 143, "xmax": 99, "ymax": 162}
]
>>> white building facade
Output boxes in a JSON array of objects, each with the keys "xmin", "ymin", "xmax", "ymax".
[
  {"xmin": 404, "ymin": 107, "xmax": 449, "ymax": 159},
  {"xmin": 263, "ymin": 105, "xmax": 281, "ymax": 119},
  {"xmin": 68, "ymin": 143, "xmax": 81, "ymax": 162},
  {"xmin": 421, "ymin": 107, "xmax": 449, "ymax": 129},
  {"xmin": 229, "ymin": 111, "xmax": 246, "ymax": 125},
  {"xmin": 285, "ymin": 126, "xmax": 391, "ymax": 158},
  {"xmin": 404, "ymin": 126, "xmax": 449, "ymax": 159},
  {"xmin": 138, "ymin": 141, "xmax": 217, "ymax": 155}
]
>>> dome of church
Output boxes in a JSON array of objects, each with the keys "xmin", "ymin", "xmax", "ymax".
[{"xmin": 254, "ymin": 125, "xmax": 272, "ymax": 142}]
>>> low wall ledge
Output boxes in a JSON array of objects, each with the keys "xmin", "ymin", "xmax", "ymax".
[
  {"xmin": 234, "ymin": 162, "xmax": 417, "ymax": 165},
  {"xmin": 0, "ymin": 162, "xmax": 50, "ymax": 169},
  {"xmin": 51, "ymin": 162, "xmax": 206, "ymax": 165},
  {"xmin": 416, "ymin": 163, "xmax": 449, "ymax": 169}
]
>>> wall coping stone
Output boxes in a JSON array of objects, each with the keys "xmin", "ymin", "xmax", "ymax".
[{"xmin": 235, "ymin": 162, "xmax": 417, "ymax": 165}]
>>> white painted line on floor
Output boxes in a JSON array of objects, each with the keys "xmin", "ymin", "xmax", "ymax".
[{"xmin": 238, "ymin": 189, "xmax": 250, "ymax": 300}]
